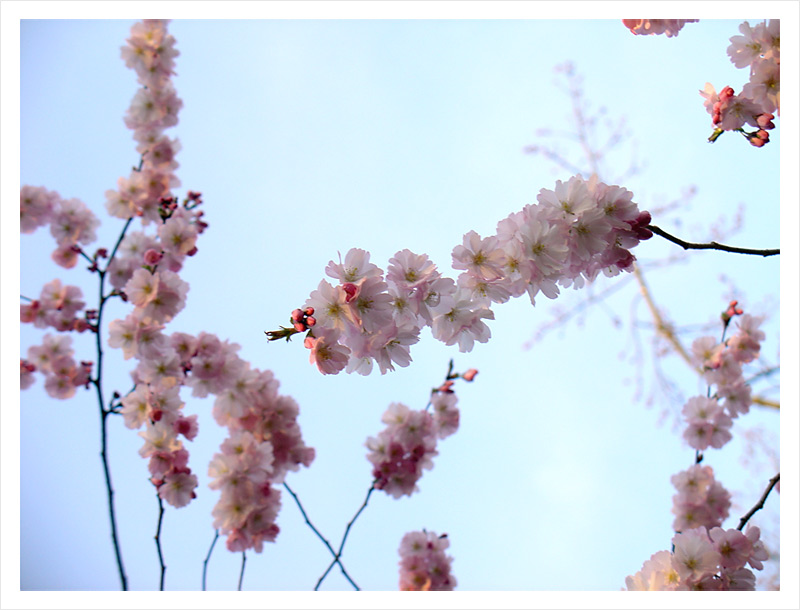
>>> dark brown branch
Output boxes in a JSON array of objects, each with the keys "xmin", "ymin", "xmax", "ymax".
[
  {"xmin": 738, "ymin": 473, "xmax": 780, "ymax": 531},
  {"xmin": 649, "ymin": 225, "xmax": 779, "ymax": 257}
]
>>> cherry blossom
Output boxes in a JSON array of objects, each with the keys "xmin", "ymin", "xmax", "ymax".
[
  {"xmin": 398, "ymin": 530, "xmax": 456, "ymax": 591},
  {"xmin": 622, "ymin": 19, "xmax": 698, "ymax": 38}
]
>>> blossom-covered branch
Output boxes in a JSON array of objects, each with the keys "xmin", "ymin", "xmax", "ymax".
[{"xmin": 270, "ymin": 174, "xmax": 654, "ymax": 375}]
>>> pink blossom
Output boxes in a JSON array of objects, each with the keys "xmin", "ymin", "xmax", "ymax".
[
  {"xmin": 51, "ymin": 243, "xmax": 80, "ymax": 269},
  {"xmin": 158, "ymin": 470, "xmax": 198, "ymax": 508},
  {"xmin": 431, "ymin": 292, "xmax": 494, "ymax": 352},
  {"xmin": 20, "ymin": 185, "xmax": 58, "ymax": 233},
  {"xmin": 305, "ymin": 328, "xmax": 350, "ymax": 375},
  {"xmin": 430, "ymin": 391, "xmax": 459, "ymax": 439},
  {"xmin": 387, "ymin": 249, "xmax": 438, "ymax": 290},
  {"xmin": 720, "ymin": 567, "xmax": 757, "ymax": 590},
  {"xmin": 709, "ymin": 527, "xmax": 753, "ymax": 571},
  {"xmin": 347, "ymin": 276, "xmax": 394, "ymax": 333},
  {"xmin": 305, "ymin": 279, "xmax": 356, "ymax": 332},
  {"xmin": 120, "ymin": 385, "xmax": 151, "ymax": 429},
  {"xmin": 325, "ymin": 248, "xmax": 381, "ymax": 283},
  {"xmin": 623, "ymin": 19, "xmax": 698, "ymax": 38},
  {"xmin": 744, "ymin": 525, "xmax": 769, "ymax": 570},
  {"xmin": 727, "ymin": 21, "xmax": 765, "ymax": 69},
  {"xmin": 125, "ymin": 268, "xmax": 160, "ymax": 307},
  {"xmin": 625, "ymin": 550, "xmax": 680, "ymax": 590},
  {"xmin": 20, "ymin": 359, "xmax": 37, "ymax": 390},
  {"xmin": 671, "ymin": 528, "xmax": 720, "ymax": 582},
  {"xmin": 452, "ymin": 231, "xmax": 506, "ymax": 281},
  {"xmin": 398, "ymin": 530, "xmax": 456, "ymax": 591},
  {"xmin": 49, "ymin": 197, "xmax": 99, "ymax": 246}
]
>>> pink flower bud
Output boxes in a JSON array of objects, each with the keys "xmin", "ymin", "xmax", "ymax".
[
  {"xmin": 719, "ymin": 86, "xmax": 735, "ymax": 102},
  {"xmin": 342, "ymin": 283, "xmax": 358, "ymax": 303},
  {"xmin": 462, "ymin": 368, "xmax": 478, "ymax": 381},
  {"xmin": 306, "ymin": 316, "xmax": 316, "ymax": 327},
  {"xmin": 291, "ymin": 309, "xmax": 304, "ymax": 322},
  {"xmin": 293, "ymin": 321, "xmax": 307, "ymax": 332},
  {"xmin": 438, "ymin": 380, "xmax": 455, "ymax": 393},
  {"xmin": 756, "ymin": 113, "xmax": 775, "ymax": 129},
  {"xmin": 144, "ymin": 249, "xmax": 163, "ymax": 265},
  {"xmin": 304, "ymin": 307, "xmax": 315, "ymax": 316}
]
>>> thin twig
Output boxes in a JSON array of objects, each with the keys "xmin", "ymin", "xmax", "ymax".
[
  {"xmin": 738, "ymin": 473, "xmax": 780, "ymax": 531},
  {"xmin": 238, "ymin": 552, "xmax": 246, "ymax": 591},
  {"xmin": 202, "ymin": 530, "xmax": 220, "ymax": 591},
  {"xmin": 283, "ymin": 482, "xmax": 362, "ymax": 590},
  {"xmin": 315, "ymin": 484, "xmax": 375, "ymax": 591},
  {"xmin": 649, "ymin": 225, "xmax": 779, "ymax": 257},
  {"xmin": 91, "ymin": 217, "xmax": 134, "ymax": 591},
  {"xmin": 155, "ymin": 494, "xmax": 166, "ymax": 590}
]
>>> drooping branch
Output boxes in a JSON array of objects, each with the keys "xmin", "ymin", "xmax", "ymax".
[
  {"xmin": 737, "ymin": 473, "xmax": 780, "ymax": 531},
  {"xmin": 649, "ymin": 224, "xmax": 779, "ymax": 257}
]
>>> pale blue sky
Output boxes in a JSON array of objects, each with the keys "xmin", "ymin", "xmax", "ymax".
[{"xmin": 5, "ymin": 3, "xmax": 799, "ymax": 608}]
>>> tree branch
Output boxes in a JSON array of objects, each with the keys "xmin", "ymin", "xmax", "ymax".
[
  {"xmin": 202, "ymin": 530, "xmax": 220, "ymax": 591},
  {"xmin": 315, "ymin": 483, "xmax": 375, "ymax": 591},
  {"xmin": 283, "ymin": 481, "xmax": 363, "ymax": 590},
  {"xmin": 649, "ymin": 225, "xmax": 779, "ymax": 257},
  {"xmin": 238, "ymin": 551, "xmax": 246, "ymax": 591},
  {"xmin": 155, "ymin": 494, "xmax": 166, "ymax": 590},
  {"xmin": 737, "ymin": 473, "xmax": 780, "ymax": 531}
]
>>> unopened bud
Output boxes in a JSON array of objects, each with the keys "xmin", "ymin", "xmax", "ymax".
[
  {"xmin": 756, "ymin": 113, "xmax": 775, "ymax": 129},
  {"xmin": 144, "ymin": 249, "xmax": 163, "ymax": 265},
  {"xmin": 342, "ymin": 283, "xmax": 358, "ymax": 303}
]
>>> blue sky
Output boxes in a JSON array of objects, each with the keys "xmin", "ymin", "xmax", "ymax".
[{"xmin": 4, "ymin": 3, "xmax": 799, "ymax": 608}]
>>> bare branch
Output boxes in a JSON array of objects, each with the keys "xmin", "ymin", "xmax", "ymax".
[
  {"xmin": 737, "ymin": 473, "xmax": 780, "ymax": 531},
  {"xmin": 649, "ymin": 225, "xmax": 779, "ymax": 257}
]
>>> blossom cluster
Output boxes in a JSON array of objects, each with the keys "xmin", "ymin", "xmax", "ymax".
[
  {"xmin": 671, "ymin": 464, "xmax": 731, "ymax": 533},
  {"xmin": 625, "ymin": 524, "xmax": 768, "ymax": 590},
  {"xmin": 365, "ymin": 389, "xmax": 459, "ymax": 499},
  {"xmin": 700, "ymin": 20, "xmax": 779, "ymax": 146},
  {"xmin": 682, "ymin": 310, "xmax": 765, "ymax": 452},
  {"xmin": 283, "ymin": 174, "xmax": 652, "ymax": 375},
  {"xmin": 206, "ymin": 343, "xmax": 315, "ymax": 552},
  {"xmin": 21, "ymin": 334, "xmax": 91, "ymax": 399},
  {"xmin": 105, "ymin": 20, "xmax": 184, "ymax": 225},
  {"xmin": 20, "ymin": 185, "xmax": 101, "ymax": 269},
  {"xmin": 398, "ymin": 530, "xmax": 457, "ymax": 591},
  {"xmin": 20, "ymin": 279, "xmax": 93, "ymax": 334},
  {"xmin": 622, "ymin": 19, "xmax": 698, "ymax": 38}
]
